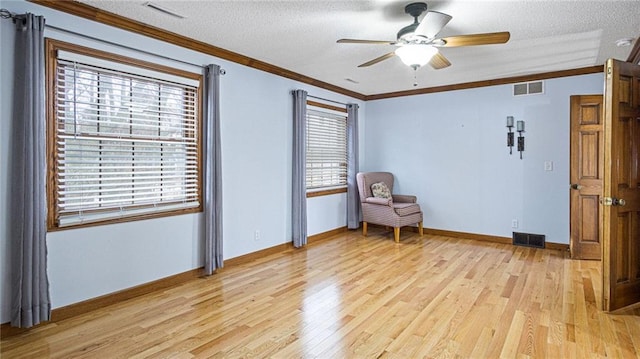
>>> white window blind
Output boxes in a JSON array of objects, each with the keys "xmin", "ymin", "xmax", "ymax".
[
  {"xmin": 306, "ymin": 104, "xmax": 347, "ymax": 190},
  {"xmin": 54, "ymin": 53, "xmax": 200, "ymax": 227}
]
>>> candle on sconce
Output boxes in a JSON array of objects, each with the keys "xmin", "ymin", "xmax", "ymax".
[
  {"xmin": 517, "ymin": 120, "xmax": 525, "ymax": 132},
  {"xmin": 506, "ymin": 116, "xmax": 514, "ymax": 127}
]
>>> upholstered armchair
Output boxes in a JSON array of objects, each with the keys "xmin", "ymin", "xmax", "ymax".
[{"xmin": 356, "ymin": 172, "xmax": 423, "ymax": 243}]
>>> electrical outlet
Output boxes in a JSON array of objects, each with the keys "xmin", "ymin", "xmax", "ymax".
[
  {"xmin": 544, "ymin": 161, "xmax": 554, "ymax": 171},
  {"xmin": 512, "ymin": 219, "xmax": 519, "ymax": 229},
  {"xmin": 254, "ymin": 230, "xmax": 260, "ymax": 241}
]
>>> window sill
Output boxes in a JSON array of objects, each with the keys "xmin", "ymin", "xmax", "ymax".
[
  {"xmin": 307, "ymin": 187, "xmax": 347, "ymax": 198},
  {"xmin": 47, "ymin": 206, "xmax": 202, "ymax": 232}
]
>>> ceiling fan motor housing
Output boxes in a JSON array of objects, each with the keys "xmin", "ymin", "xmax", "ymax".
[{"xmin": 397, "ymin": 23, "xmax": 418, "ymax": 40}]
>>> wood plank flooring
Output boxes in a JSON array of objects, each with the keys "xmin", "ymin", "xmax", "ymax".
[{"xmin": 2, "ymin": 228, "xmax": 640, "ymax": 358}]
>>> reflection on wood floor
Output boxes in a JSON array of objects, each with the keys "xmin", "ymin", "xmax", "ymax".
[{"xmin": 2, "ymin": 228, "xmax": 640, "ymax": 358}]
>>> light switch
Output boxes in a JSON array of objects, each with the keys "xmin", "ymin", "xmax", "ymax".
[{"xmin": 544, "ymin": 161, "xmax": 553, "ymax": 171}]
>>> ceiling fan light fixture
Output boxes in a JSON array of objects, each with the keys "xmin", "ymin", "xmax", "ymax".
[{"xmin": 395, "ymin": 45, "xmax": 438, "ymax": 67}]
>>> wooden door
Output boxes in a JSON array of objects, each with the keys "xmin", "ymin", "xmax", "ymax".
[
  {"xmin": 602, "ymin": 59, "xmax": 640, "ymax": 312},
  {"xmin": 570, "ymin": 95, "xmax": 604, "ymax": 260}
]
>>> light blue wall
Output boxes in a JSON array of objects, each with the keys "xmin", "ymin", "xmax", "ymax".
[
  {"xmin": 0, "ymin": 0, "xmax": 363, "ymax": 323},
  {"xmin": 364, "ymin": 73, "xmax": 603, "ymax": 244},
  {"xmin": 0, "ymin": 0, "xmax": 605, "ymax": 326}
]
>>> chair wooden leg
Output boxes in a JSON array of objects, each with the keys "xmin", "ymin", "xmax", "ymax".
[
  {"xmin": 363, "ymin": 222, "xmax": 368, "ymax": 237},
  {"xmin": 419, "ymin": 221, "xmax": 423, "ymax": 236},
  {"xmin": 394, "ymin": 227, "xmax": 400, "ymax": 243}
]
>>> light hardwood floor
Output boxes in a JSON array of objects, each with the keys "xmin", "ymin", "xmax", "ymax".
[{"xmin": 2, "ymin": 228, "xmax": 640, "ymax": 358}]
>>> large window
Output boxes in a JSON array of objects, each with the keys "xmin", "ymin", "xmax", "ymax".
[
  {"xmin": 47, "ymin": 40, "xmax": 202, "ymax": 229},
  {"xmin": 305, "ymin": 101, "xmax": 347, "ymax": 193}
]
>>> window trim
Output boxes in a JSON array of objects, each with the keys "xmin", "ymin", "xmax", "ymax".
[
  {"xmin": 45, "ymin": 39, "xmax": 204, "ymax": 231},
  {"xmin": 306, "ymin": 187, "xmax": 347, "ymax": 198},
  {"xmin": 305, "ymin": 100, "xmax": 348, "ymax": 197},
  {"xmin": 307, "ymin": 100, "xmax": 345, "ymax": 114}
]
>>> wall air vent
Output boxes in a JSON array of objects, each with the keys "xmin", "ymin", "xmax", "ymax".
[
  {"xmin": 513, "ymin": 81, "xmax": 544, "ymax": 96},
  {"xmin": 513, "ymin": 232, "xmax": 546, "ymax": 249}
]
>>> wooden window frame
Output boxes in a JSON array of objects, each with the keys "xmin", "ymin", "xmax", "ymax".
[
  {"xmin": 305, "ymin": 100, "xmax": 348, "ymax": 197},
  {"xmin": 45, "ymin": 39, "xmax": 204, "ymax": 231}
]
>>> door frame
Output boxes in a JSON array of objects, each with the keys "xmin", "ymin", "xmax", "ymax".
[
  {"xmin": 601, "ymin": 58, "xmax": 640, "ymax": 312},
  {"xmin": 569, "ymin": 95, "xmax": 604, "ymax": 260}
]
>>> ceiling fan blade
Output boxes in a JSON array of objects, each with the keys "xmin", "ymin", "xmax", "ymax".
[
  {"xmin": 358, "ymin": 52, "xmax": 396, "ymax": 67},
  {"xmin": 337, "ymin": 39, "xmax": 396, "ymax": 45},
  {"xmin": 415, "ymin": 11, "xmax": 452, "ymax": 39},
  {"xmin": 429, "ymin": 52, "xmax": 451, "ymax": 70},
  {"xmin": 439, "ymin": 32, "xmax": 511, "ymax": 47}
]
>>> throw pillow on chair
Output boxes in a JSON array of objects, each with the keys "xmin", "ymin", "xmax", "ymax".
[{"xmin": 371, "ymin": 182, "xmax": 391, "ymax": 199}]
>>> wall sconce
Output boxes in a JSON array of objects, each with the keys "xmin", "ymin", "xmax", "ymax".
[
  {"xmin": 506, "ymin": 116, "xmax": 514, "ymax": 154},
  {"xmin": 517, "ymin": 120, "xmax": 525, "ymax": 159}
]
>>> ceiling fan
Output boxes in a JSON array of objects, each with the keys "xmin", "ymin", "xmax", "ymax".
[{"xmin": 337, "ymin": 2, "xmax": 510, "ymax": 73}]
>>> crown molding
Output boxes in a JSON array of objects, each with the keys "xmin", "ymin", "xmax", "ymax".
[
  {"xmin": 29, "ymin": 0, "xmax": 367, "ymax": 101},
  {"xmin": 365, "ymin": 65, "xmax": 604, "ymax": 101},
  {"xmin": 28, "ymin": 1, "xmax": 606, "ymax": 102},
  {"xmin": 626, "ymin": 37, "xmax": 640, "ymax": 64}
]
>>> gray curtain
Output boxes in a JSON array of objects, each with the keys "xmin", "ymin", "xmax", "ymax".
[
  {"xmin": 292, "ymin": 90, "xmax": 307, "ymax": 247},
  {"xmin": 203, "ymin": 64, "xmax": 223, "ymax": 275},
  {"xmin": 346, "ymin": 104, "xmax": 360, "ymax": 229},
  {"xmin": 10, "ymin": 13, "xmax": 51, "ymax": 328}
]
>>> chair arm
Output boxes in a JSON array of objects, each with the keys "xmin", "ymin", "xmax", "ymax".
[
  {"xmin": 365, "ymin": 197, "xmax": 392, "ymax": 206},
  {"xmin": 392, "ymin": 194, "xmax": 417, "ymax": 203}
]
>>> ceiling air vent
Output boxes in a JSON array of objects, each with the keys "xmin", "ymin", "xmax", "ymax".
[
  {"xmin": 513, "ymin": 81, "xmax": 544, "ymax": 96},
  {"xmin": 144, "ymin": 2, "xmax": 186, "ymax": 18}
]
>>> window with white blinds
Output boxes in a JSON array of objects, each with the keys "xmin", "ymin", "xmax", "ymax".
[
  {"xmin": 49, "ymin": 43, "xmax": 202, "ymax": 228},
  {"xmin": 306, "ymin": 103, "xmax": 347, "ymax": 190}
]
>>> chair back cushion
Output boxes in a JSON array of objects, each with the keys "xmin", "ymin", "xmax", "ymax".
[{"xmin": 356, "ymin": 172, "xmax": 394, "ymax": 202}]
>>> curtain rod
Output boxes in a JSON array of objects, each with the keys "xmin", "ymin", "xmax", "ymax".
[
  {"xmin": 1, "ymin": 8, "xmax": 226, "ymax": 75},
  {"xmin": 307, "ymin": 94, "xmax": 348, "ymax": 107}
]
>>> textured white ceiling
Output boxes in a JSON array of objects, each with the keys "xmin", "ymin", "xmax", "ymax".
[{"xmin": 78, "ymin": 0, "xmax": 640, "ymax": 96}]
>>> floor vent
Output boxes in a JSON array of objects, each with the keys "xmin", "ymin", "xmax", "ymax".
[
  {"xmin": 512, "ymin": 232, "xmax": 546, "ymax": 249},
  {"xmin": 513, "ymin": 81, "xmax": 544, "ymax": 96}
]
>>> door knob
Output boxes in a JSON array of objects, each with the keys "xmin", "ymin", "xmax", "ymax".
[
  {"xmin": 570, "ymin": 184, "xmax": 582, "ymax": 190},
  {"xmin": 603, "ymin": 197, "xmax": 626, "ymax": 206},
  {"xmin": 612, "ymin": 198, "xmax": 626, "ymax": 206}
]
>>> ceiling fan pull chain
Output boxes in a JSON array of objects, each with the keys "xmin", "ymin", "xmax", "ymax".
[{"xmin": 413, "ymin": 67, "xmax": 418, "ymax": 87}]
